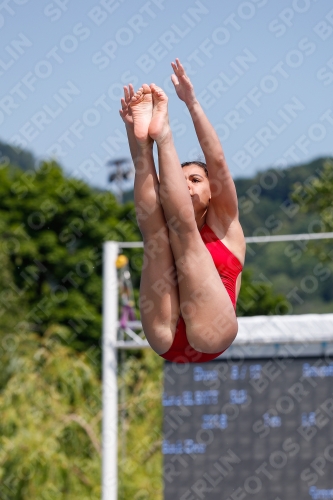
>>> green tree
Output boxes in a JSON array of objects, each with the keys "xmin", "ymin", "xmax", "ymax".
[
  {"xmin": 290, "ymin": 158, "xmax": 333, "ymax": 290},
  {"xmin": 0, "ymin": 161, "xmax": 141, "ymax": 354},
  {"xmin": 0, "ymin": 245, "xmax": 102, "ymax": 499},
  {"xmin": 291, "ymin": 159, "xmax": 333, "ymax": 236},
  {"xmin": 238, "ymin": 157, "xmax": 333, "ymax": 314},
  {"xmin": 237, "ymin": 268, "xmax": 289, "ymax": 316},
  {"xmin": 0, "ymin": 329, "xmax": 102, "ymax": 499}
]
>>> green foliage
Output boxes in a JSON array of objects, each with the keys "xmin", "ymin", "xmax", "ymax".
[
  {"xmin": 290, "ymin": 159, "xmax": 333, "ymax": 261},
  {"xmin": 236, "ymin": 157, "xmax": 332, "ymax": 236},
  {"xmin": 0, "ymin": 161, "xmax": 141, "ymax": 353},
  {"xmin": 0, "ymin": 329, "xmax": 102, "ymax": 499},
  {"xmin": 291, "ymin": 159, "xmax": 333, "ymax": 223},
  {"xmin": 0, "ymin": 246, "xmax": 101, "ymax": 499},
  {"xmin": 237, "ymin": 157, "xmax": 333, "ymax": 314},
  {"xmin": 237, "ymin": 269, "xmax": 289, "ymax": 316}
]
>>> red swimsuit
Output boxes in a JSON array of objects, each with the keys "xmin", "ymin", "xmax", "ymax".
[{"xmin": 160, "ymin": 224, "xmax": 243, "ymax": 363}]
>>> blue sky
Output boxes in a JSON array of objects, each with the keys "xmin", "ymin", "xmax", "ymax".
[{"xmin": 1, "ymin": 0, "xmax": 333, "ymax": 191}]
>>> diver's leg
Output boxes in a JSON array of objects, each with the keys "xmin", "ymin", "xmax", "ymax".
[
  {"xmin": 129, "ymin": 84, "xmax": 180, "ymax": 354},
  {"xmin": 149, "ymin": 85, "xmax": 237, "ymax": 353}
]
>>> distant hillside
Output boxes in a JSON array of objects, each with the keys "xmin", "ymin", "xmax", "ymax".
[
  {"xmin": 235, "ymin": 157, "xmax": 333, "ymax": 314},
  {"xmin": 0, "ymin": 140, "xmax": 35, "ymax": 171},
  {"xmin": 236, "ymin": 157, "xmax": 329, "ymax": 236}
]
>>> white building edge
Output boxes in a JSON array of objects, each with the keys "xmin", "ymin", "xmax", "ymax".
[{"xmin": 225, "ymin": 313, "xmax": 333, "ymax": 358}]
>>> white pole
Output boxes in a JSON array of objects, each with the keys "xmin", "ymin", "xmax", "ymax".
[{"xmin": 102, "ymin": 241, "xmax": 119, "ymax": 500}]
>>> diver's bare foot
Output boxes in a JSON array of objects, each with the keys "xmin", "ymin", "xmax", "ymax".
[
  {"xmin": 148, "ymin": 85, "xmax": 171, "ymax": 144},
  {"xmin": 130, "ymin": 84, "xmax": 153, "ymax": 145}
]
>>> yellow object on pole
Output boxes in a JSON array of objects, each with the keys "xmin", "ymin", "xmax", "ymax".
[{"xmin": 116, "ymin": 254, "xmax": 128, "ymax": 269}]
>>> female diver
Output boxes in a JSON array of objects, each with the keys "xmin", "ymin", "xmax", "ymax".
[{"xmin": 119, "ymin": 58, "xmax": 246, "ymax": 363}]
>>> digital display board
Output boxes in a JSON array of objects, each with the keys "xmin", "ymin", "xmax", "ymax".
[{"xmin": 163, "ymin": 357, "xmax": 333, "ymax": 500}]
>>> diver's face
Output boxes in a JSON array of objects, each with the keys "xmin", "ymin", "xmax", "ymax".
[{"xmin": 182, "ymin": 165, "xmax": 211, "ymax": 211}]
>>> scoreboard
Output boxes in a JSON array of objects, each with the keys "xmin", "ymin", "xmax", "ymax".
[{"xmin": 163, "ymin": 357, "xmax": 333, "ymax": 500}]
